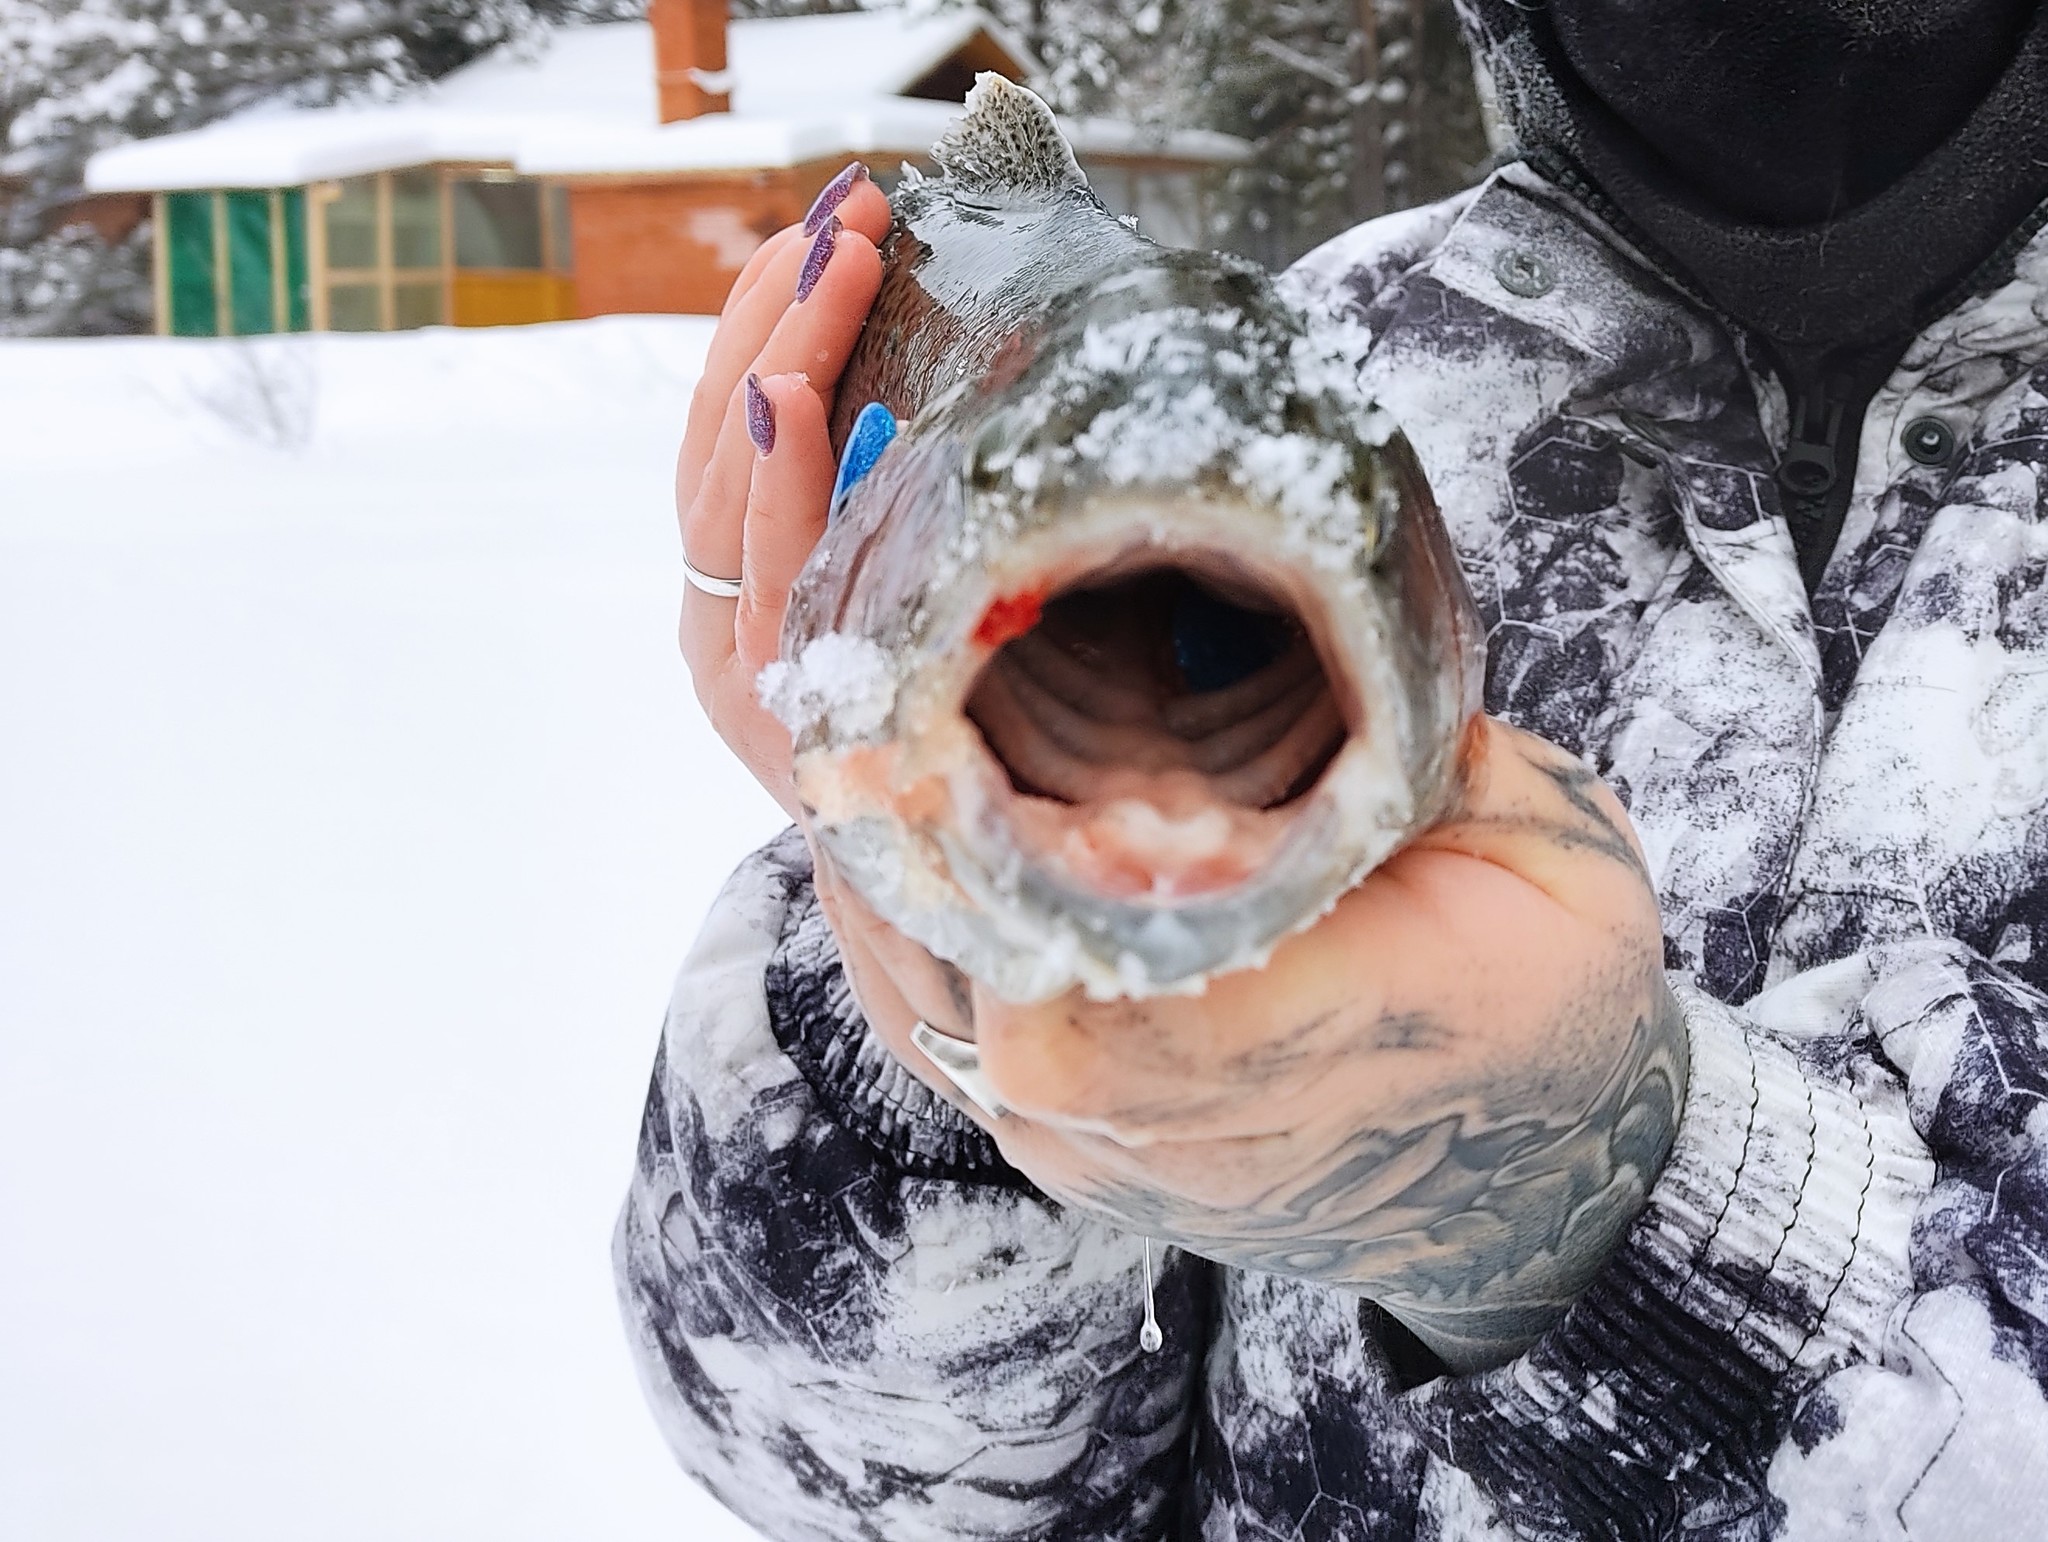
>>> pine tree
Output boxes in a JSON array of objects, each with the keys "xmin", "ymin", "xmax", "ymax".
[
  {"xmin": 0, "ymin": 0, "xmax": 1497, "ymax": 332},
  {"xmin": 1186, "ymin": 0, "xmax": 1493, "ymax": 264},
  {"xmin": 895, "ymin": 0, "xmax": 1494, "ymax": 263}
]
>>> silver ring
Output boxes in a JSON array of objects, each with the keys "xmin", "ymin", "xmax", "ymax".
[
  {"xmin": 684, "ymin": 553, "xmax": 744, "ymax": 599},
  {"xmin": 911, "ymin": 1021, "xmax": 1009, "ymax": 1120}
]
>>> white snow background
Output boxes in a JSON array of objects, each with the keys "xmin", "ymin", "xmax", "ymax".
[{"xmin": 0, "ymin": 318, "xmax": 787, "ymax": 1541}]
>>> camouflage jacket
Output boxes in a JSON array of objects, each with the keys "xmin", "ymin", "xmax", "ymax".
[{"xmin": 615, "ymin": 162, "xmax": 2048, "ymax": 1540}]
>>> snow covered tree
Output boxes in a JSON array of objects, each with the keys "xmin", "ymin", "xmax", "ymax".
[
  {"xmin": 1, "ymin": 0, "xmax": 1496, "ymax": 332},
  {"xmin": 891, "ymin": 0, "xmax": 1494, "ymax": 263},
  {"xmin": 731, "ymin": 0, "xmax": 864, "ymax": 14},
  {"xmin": 1184, "ymin": 0, "xmax": 1492, "ymax": 263},
  {"xmin": 1, "ymin": 0, "xmax": 640, "ymax": 335}
]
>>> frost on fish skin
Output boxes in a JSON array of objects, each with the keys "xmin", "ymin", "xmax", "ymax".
[
  {"xmin": 1234, "ymin": 435, "xmax": 1370, "ymax": 566},
  {"xmin": 760, "ymin": 634, "xmax": 899, "ymax": 744},
  {"xmin": 962, "ymin": 302, "xmax": 1389, "ymax": 578}
]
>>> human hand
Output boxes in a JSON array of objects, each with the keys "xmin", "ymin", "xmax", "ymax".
[
  {"xmin": 812, "ymin": 717, "xmax": 1688, "ymax": 1373},
  {"xmin": 678, "ymin": 165, "xmax": 891, "ymax": 820}
]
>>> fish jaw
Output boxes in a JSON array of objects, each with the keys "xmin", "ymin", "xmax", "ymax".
[{"xmin": 782, "ymin": 486, "xmax": 1478, "ymax": 1004}]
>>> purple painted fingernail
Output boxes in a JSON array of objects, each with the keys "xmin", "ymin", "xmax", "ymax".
[
  {"xmin": 745, "ymin": 373, "xmax": 776, "ymax": 456},
  {"xmin": 804, "ymin": 162, "xmax": 868, "ymax": 237},
  {"xmin": 797, "ymin": 215, "xmax": 839, "ymax": 304}
]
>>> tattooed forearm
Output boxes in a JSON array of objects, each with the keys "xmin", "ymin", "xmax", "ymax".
[
  {"xmin": 1083, "ymin": 976, "xmax": 1689, "ymax": 1375},
  {"xmin": 901, "ymin": 719, "xmax": 1686, "ymax": 1379},
  {"xmin": 1365, "ymin": 978, "xmax": 1688, "ymax": 1370}
]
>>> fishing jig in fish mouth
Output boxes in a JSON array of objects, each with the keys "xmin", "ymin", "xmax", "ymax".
[{"xmin": 763, "ymin": 75, "xmax": 1484, "ymax": 1005}]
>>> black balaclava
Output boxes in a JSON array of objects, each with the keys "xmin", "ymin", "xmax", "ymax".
[
  {"xmin": 1462, "ymin": 0, "xmax": 2048, "ymax": 585},
  {"xmin": 1548, "ymin": 0, "xmax": 2037, "ymax": 227}
]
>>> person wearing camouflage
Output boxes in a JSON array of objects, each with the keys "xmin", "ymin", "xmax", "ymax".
[{"xmin": 624, "ymin": 2, "xmax": 2048, "ymax": 1536}]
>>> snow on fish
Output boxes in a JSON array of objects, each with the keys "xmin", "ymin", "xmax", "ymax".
[{"xmin": 763, "ymin": 75, "xmax": 1483, "ymax": 1003}]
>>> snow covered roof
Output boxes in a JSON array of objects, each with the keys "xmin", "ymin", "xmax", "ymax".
[
  {"xmin": 429, "ymin": 7, "xmax": 1027, "ymax": 122},
  {"xmin": 85, "ymin": 10, "xmax": 1245, "ymax": 194}
]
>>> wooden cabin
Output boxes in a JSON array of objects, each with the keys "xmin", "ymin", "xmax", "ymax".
[{"xmin": 83, "ymin": 1, "xmax": 1248, "ymax": 338}]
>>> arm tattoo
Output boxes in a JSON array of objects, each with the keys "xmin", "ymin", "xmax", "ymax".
[
  {"xmin": 1518, "ymin": 748, "xmax": 1652, "ymax": 881},
  {"xmin": 1088, "ymin": 983, "xmax": 1688, "ymax": 1374}
]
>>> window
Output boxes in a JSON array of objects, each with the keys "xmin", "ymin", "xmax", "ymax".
[
  {"xmin": 545, "ymin": 183, "xmax": 572, "ymax": 272},
  {"xmin": 393, "ymin": 282, "xmax": 445, "ymax": 330},
  {"xmin": 309, "ymin": 167, "xmax": 565, "ymax": 332},
  {"xmin": 390, "ymin": 171, "xmax": 443, "ymax": 270},
  {"xmin": 316, "ymin": 169, "xmax": 446, "ymax": 332},
  {"xmin": 327, "ymin": 283, "xmax": 381, "ymax": 332},
  {"xmin": 326, "ymin": 177, "xmax": 378, "ymax": 270},
  {"xmin": 157, "ymin": 187, "xmax": 309, "ymax": 338},
  {"xmin": 225, "ymin": 190, "xmax": 277, "ymax": 337},
  {"xmin": 453, "ymin": 178, "xmax": 545, "ymax": 270},
  {"xmin": 165, "ymin": 192, "xmax": 217, "ymax": 337}
]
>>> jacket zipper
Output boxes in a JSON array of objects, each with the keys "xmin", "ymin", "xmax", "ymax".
[
  {"xmin": 1776, "ymin": 376, "xmax": 1859, "ymax": 593},
  {"xmin": 1518, "ymin": 151, "xmax": 1907, "ymax": 591}
]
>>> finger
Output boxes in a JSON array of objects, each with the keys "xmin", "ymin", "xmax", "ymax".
[
  {"xmin": 714, "ymin": 171, "xmax": 889, "ymax": 371},
  {"xmin": 973, "ymin": 990, "xmax": 1222, "ymax": 1141},
  {"xmin": 970, "ymin": 907, "xmax": 1400, "ymax": 1144},
  {"xmin": 815, "ymin": 858, "xmax": 975, "ymax": 1043},
  {"xmin": 736, "ymin": 376, "xmax": 835, "ymax": 675},
  {"xmin": 679, "ymin": 181, "xmax": 890, "ymax": 501},
  {"xmin": 722, "ymin": 224, "xmax": 805, "ymax": 320},
  {"xmin": 681, "ymin": 581, "xmax": 742, "ymax": 694},
  {"xmin": 809, "ymin": 849, "xmax": 988, "ymax": 1124},
  {"xmin": 802, "ymin": 165, "xmax": 893, "ymax": 252},
  {"xmin": 684, "ymin": 230, "xmax": 885, "ymax": 578},
  {"xmin": 680, "ymin": 229, "xmax": 810, "ymax": 503},
  {"xmin": 752, "ymin": 220, "xmax": 885, "ymax": 396},
  {"xmin": 683, "ymin": 371, "xmax": 763, "ymax": 584}
]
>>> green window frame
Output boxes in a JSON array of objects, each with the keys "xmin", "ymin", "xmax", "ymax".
[
  {"xmin": 158, "ymin": 188, "xmax": 310, "ymax": 338},
  {"xmin": 165, "ymin": 192, "xmax": 217, "ymax": 337}
]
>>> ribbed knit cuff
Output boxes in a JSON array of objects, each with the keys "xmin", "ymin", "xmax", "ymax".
[
  {"xmin": 1633, "ymin": 987, "xmax": 1927, "ymax": 1372},
  {"xmin": 1400, "ymin": 988, "xmax": 1932, "ymax": 1539},
  {"xmin": 763, "ymin": 842, "xmax": 1024, "ymax": 1187}
]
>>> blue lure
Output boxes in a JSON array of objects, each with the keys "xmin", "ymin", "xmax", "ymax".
[{"xmin": 832, "ymin": 402, "xmax": 900, "ymax": 518}]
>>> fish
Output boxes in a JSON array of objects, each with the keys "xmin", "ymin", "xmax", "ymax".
[{"xmin": 762, "ymin": 74, "xmax": 1484, "ymax": 1004}]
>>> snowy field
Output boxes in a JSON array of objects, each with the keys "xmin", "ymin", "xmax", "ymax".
[{"xmin": 0, "ymin": 319, "xmax": 789, "ymax": 1541}]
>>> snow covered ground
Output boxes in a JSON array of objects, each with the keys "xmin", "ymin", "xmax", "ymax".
[{"xmin": 0, "ymin": 319, "xmax": 789, "ymax": 1541}]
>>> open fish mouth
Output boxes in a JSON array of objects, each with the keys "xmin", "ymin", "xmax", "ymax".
[
  {"xmin": 777, "ymin": 460, "xmax": 1475, "ymax": 1003},
  {"xmin": 963, "ymin": 552, "xmax": 1354, "ymax": 902}
]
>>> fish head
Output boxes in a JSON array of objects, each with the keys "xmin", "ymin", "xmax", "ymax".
[{"xmin": 767, "ymin": 98, "xmax": 1483, "ymax": 1005}]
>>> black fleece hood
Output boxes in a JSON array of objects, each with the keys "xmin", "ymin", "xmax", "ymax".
[{"xmin": 1457, "ymin": 0, "xmax": 2048, "ymax": 354}]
